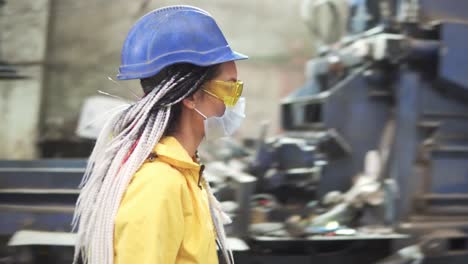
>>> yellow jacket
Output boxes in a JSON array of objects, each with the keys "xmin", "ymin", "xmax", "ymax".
[{"xmin": 114, "ymin": 136, "xmax": 219, "ymax": 264}]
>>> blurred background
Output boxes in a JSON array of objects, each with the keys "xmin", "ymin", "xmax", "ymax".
[
  {"xmin": 2, "ymin": 0, "xmax": 468, "ymax": 263},
  {"xmin": 0, "ymin": 0, "xmax": 319, "ymax": 159}
]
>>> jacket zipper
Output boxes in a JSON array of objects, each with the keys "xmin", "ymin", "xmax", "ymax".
[{"xmin": 198, "ymin": 164, "xmax": 205, "ymax": 190}]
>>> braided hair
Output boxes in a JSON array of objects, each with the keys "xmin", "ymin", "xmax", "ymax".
[{"xmin": 72, "ymin": 63, "xmax": 236, "ymax": 264}]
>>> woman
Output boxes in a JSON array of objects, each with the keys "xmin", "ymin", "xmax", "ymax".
[{"xmin": 72, "ymin": 5, "xmax": 247, "ymax": 264}]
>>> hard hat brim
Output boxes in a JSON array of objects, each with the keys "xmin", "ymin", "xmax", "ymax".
[{"xmin": 117, "ymin": 48, "xmax": 248, "ymax": 81}]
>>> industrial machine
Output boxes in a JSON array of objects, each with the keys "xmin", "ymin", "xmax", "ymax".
[
  {"xmin": 213, "ymin": 0, "xmax": 468, "ymax": 262},
  {"xmin": 2, "ymin": 0, "xmax": 468, "ymax": 263}
]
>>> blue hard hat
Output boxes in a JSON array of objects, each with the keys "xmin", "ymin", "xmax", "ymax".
[{"xmin": 117, "ymin": 5, "xmax": 248, "ymax": 80}]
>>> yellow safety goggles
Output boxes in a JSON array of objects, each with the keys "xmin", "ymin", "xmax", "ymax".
[{"xmin": 202, "ymin": 80, "xmax": 243, "ymax": 107}]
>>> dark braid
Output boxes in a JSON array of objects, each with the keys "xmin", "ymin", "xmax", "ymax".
[
  {"xmin": 141, "ymin": 63, "xmax": 219, "ymax": 100},
  {"xmin": 140, "ymin": 63, "xmax": 220, "ymax": 136}
]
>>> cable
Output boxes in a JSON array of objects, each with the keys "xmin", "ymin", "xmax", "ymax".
[{"xmin": 300, "ymin": 0, "xmax": 346, "ymax": 46}]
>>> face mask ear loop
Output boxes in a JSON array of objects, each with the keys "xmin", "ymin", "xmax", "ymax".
[{"xmin": 194, "ymin": 107, "xmax": 208, "ymax": 119}]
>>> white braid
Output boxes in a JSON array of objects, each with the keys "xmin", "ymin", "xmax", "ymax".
[
  {"xmin": 105, "ymin": 109, "xmax": 171, "ymax": 261},
  {"xmin": 103, "ymin": 110, "xmax": 170, "ymax": 262},
  {"xmin": 72, "ymin": 77, "xmax": 181, "ymax": 264},
  {"xmin": 204, "ymin": 181, "xmax": 235, "ymax": 264}
]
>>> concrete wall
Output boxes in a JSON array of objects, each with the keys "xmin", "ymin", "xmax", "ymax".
[
  {"xmin": 43, "ymin": 0, "xmax": 314, "ymax": 139},
  {"xmin": 2, "ymin": 0, "xmax": 316, "ymax": 158},
  {"xmin": 0, "ymin": 0, "xmax": 50, "ymax": 159}
]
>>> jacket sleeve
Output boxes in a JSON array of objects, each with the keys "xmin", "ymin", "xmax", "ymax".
[{"xmin": 114, "ymin": 163, "xmax": 187, "ymax": 264}]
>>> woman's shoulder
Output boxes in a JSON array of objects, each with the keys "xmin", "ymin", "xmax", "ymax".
[
  {"xmin": 116, "ymin": 160, "xmax": 190, "ymax": 224},
  {"xmin": 131, "ymin": 159, "xmax": 186, "ymax": 189}
]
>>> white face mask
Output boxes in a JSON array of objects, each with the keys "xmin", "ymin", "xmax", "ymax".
[{"xmin": 194, "ymin": 97, "xmax": 246, "ymax": 141}]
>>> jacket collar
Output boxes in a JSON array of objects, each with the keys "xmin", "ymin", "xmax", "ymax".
[{"xmin": 152, "ymin": 136, "xmax": 201, "ymax": 171}]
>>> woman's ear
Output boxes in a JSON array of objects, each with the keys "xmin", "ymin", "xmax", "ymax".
[
  {"xmin": 182, "ymin": 97, "xmax": 195, "ymax": 109},
  {"xmin": 182, "ymin": 90, "xmax": 203, "ymax": 109}
]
